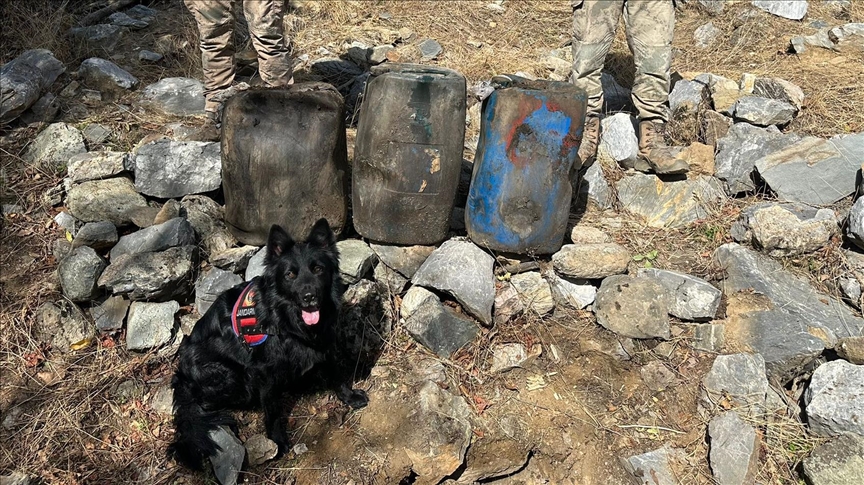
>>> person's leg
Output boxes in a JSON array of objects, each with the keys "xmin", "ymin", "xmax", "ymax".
[
  {"xmin": 624, "ymin": 0, "xmax": 687, "ymax": 174},
  {"xmin": 183, "ymin": 0, "xmax": 236, "ymax": 114},
  {"xmin": 243, "ymin": 0, "xmax": 294, "ymax": 87},
  {"xmin": 571, "ymin": 0, "xmax": 624, "ymax": 165}
]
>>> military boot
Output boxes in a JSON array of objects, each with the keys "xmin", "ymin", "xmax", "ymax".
[
  {"xmin": 187, "ymin": 110, "xmax": 221, "ymax": 142},
  {"xmin": 638, "ymin": 120, "xmax": 689, "ymax": 175},
  {"xmin": 577, "ymin": 115, "xmax": 601, "ymax": 167}
]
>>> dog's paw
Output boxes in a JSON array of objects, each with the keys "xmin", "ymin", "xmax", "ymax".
[{"xmin": 343, "ymin": 388, "xmax": 368, "ymax": 409}]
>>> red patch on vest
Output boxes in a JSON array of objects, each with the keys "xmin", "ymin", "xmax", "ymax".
[{"xmin": 231, "ymin": 280, "xmax": 268, "ymax": 346}]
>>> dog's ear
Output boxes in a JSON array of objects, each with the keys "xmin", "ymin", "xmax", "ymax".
[
  {"xmin": 306, "ymin": 218, "xmax": 335, "ymax": 248},
  {"xmin": 267, "ymin": 225, "xmax": 294, "ymax": 259}
]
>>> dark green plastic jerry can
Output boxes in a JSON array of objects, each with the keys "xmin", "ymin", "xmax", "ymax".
[
  {"xmin": 221, "ymin": 83, "xmax": 349, "ymax": 245},
  {"xmin": 352, "ymin": 64, "xmax": 467, "ymax": 245}
]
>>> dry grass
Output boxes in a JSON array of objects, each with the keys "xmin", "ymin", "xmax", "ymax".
[{"xmin": 2, "ymin": 0, "xmax": 863, "ymax": 484}]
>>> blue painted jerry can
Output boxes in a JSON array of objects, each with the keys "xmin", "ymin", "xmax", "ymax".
[{"xmin": 466, "ymin": 76, "xmax": 588, "ymax": 254}]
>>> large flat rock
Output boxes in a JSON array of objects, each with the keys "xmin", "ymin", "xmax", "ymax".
[
  {"xmin": 134, "ymin": 140, "xmax": 221, "ymax": 198},
  {"xmin": 754, "ymin": 133, "xmax": 863, "ymax": 206},
  {"xmin": 99, "ymin": 246, "xmax": 197, "ymax": 301},
  {"xmin": 714, "ymin": 123, "xmax": 790, "ymax": 195},
  {"xmin": 616, "ymin": 174, "xmax": 725, "ymax": 228},
  {"xmin": 805, "ymin": 360, "xmax": 864, "ymax": 437},
  {"xmin": 715, "ymin": 243, "xmax": 864, "ymax": 379},
  {"xmin": 140, "ymin": 77, "xmax": 206, "ymax": 117},
  {"xmin": 66, "ymin": 177, "xmax": 148, "ymax": 226}
]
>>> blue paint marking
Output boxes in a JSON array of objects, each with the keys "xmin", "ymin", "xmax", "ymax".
[{"xmin": 467, "ymin": 89, "xmax": 582, "ymax": 252}]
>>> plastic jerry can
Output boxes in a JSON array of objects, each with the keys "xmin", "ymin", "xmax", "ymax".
[
  {"xmin": 466, "ymin": 76, "xmax": 587, "ymax": 254},
  {"xmin": 221, "ymin": 83, "xmax": 349, "ymax": 245},
  {"xmin": 353, "ymin": 64, "xmax": 467, "ymax": 245}
]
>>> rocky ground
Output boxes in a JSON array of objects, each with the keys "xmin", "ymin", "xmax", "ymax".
[{"xmin": 1, "ymin": 1, "xmax": 864, "ymax": 485}]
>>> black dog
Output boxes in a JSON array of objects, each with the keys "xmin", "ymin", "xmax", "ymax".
[{"xmin": 167, "ymin": 219, "xmax": 368, "ymax": 469}]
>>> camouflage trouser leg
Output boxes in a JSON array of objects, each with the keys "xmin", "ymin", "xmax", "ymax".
[
  {"xmin": 242, "ymin": 0, "xmax": 293, "ymax": 87},
  {"xmin": 624, "ymin": 0, "xmax": 675, "ymax": 122},
  {"xmin": 184, "ymin": 0, "xmax": 236, "ymax": 112},
  {"xmin": 571, "ymin": 0, "xmax": 675, "ymax": 122},
  {"xmin": 571, "ymin": 0, "xmax": 625, "ymax": 118}
]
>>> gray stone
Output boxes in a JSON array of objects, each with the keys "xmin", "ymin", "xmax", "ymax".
[
  {"xmin": 489, "ymin": 343, "xmax": 534, "ymax": 373},
  {"xmin": 36, "ymin": 300, "xmax": 94, "ymax": 352},
  {"xmin": 369, "ymin": 243, "xmax": 435, "ymax": 278},
  {"xmin": 709, "ymin": 74, "xmax": 745, "ymax": 115},
  {"xmin": 79, "ymin": 58, "xmax": 139, "ymax": 97},
  {"xmin": 135, "ymin": 140, "xmax": 221, "ymax": 198},
  {"xmin": 138, "ymin": 50, "xmax": 163, "ymax": 63},
  {"xmin": 19, "ymin": 93, "xmax": 59, "ymax": 124},
  {"xmin": 702, "ymin": 353, "xmax": 770, "ymax": 417},
  {"xmin": 99, "ymin": 246, "xmax": 198, "ymax": 301},
  {"xmin": 125, "ymin": 4, "xmax": 158, "ymax": 22},
  {"xmin": 544, "ymin": 271, "xmax": 596, "ymax": 310},
  {"xmin": 82, "ymin": 123, "xmax": 112, "ymax": 145},
  {"xmin": 401, "ymin": 286, "xmax": 438, "ymax": 320},
  {"xmin": 245, "ymin": 247, "xmax": 268, "ymax": 281},
  {"xmin": 110, "ymin": 217, "xmax": 197, "ymax": 260},
  {"xmin": 67, "ymin": 151, "xmax": 129, "ymax": 183},
  {"xmin": 69, "ymin": 24, "xmax": 126, "ymax": 52},
  {"xmin": 369, "ymin": 44, "xmax": 393, "ymax": 65},
  {"xmin": 140, "ymin": 78, "xmax": 206, "ymax": 117},
  {"xmin": 847, "ymin": 197, "xmax": 864, "ymax": 250},
  {"xmin": 127, "ymin": 206, "xmax": 161, "ymax": 228},
  {"xmin": 126, "ymin": 300, "xmax": 178, "ymax": 350},
  {"xmin": 829, "ymin": 23, "xmax": 864, "ymax": 54},
  {"xmin": 694, "ymin": 22, "xmax": 721, "ymax": 49},
  {"xmin": 805, "ymin": 360, "xmax": 864, "ymax": 437},
  {"xmin": 693, "ymin": 323, "xmax": 725, "ymax": 352},
  {"xmin": 570, "ymin": 226, "xmax": 610, "ymax": 244},
  {"xmin": 67, "ymin": 177, "xmax": 148, "ymax": 226},
  {"xmin": 714, "ymin": 123, "xmax": 789, "ymax": 194},
  {"xmin": 418, "ymin": 39, "xmax": 443, "ymax": 60},
  {"xmin": 754, "ymin": 132, "xmax": 864, "ymax": 205},
  {"xmin": 733, "ymin": 96, "xmax": 797, "ymax": 126},
  {"xmin": 373, "ymin": 263, "xmax": 409, "ymax": 294},
  {"xmin": 839, "ymin": 277, "xmax": 862, "ymax": 309},
  {"xmin": 245, "ymin": 434, "xmax": 278, "ymax": 466},
  {"xmin": 753, "ymin": 77, "xmax": 805, "ymax": 110},
  {"xmin": 405, "ymin": 296, "xmax": 478, "ymax": 358},
  {"xmin": 59, "ymin": 246, "xmax": 106, "ymax": 302},
  {"xmin": 209, "ymin": 426, "xmax": 245, "ymax": 485},
  {"xmin": 598, "ymin": 113, "xmax": 639, "ymax": 168},
  {"xmin": 90, "ymin": 295, "xmax": 129, "ymax": 334},
  {"xmin": 638, "ymin": 268, "xmax": 721, "ymax": 321},
  {"xmin": 708, "ymin": 411, "xmax": 759, "ymax": 485},
  {"xmin": 108, "ymin": 12, "xmax": 148, "ymax": 29},
  {"xmin": 552, "ymin": 242, "xmax": 630, "ymax": 279},
  {"xmin": 701, "ymin": 110, "xmax": 733, "ymax": 147},
  {"xmin": 669, "ymin": 79, "xmax": 705, "ymax": 114},
  {"xmin": 412, "ymin": 239, "xmax": 495, "ymax": 326},
  {"xmin": 149, "ymin": 385, "xmax": 173, "ymax": 415},
  {"xmin": 23, "ymin": 122, "xmax": 86, "ymax": 170},
  {"xmin": 402, "ymin": 381, "xmax": 473, "ymax": 482},
  {"xmin": 698, "ymin": 0, "xmax": 725, "ymax": 14},
  {"xmin": 731, "ymin": 202, "xmax": 837, "ymax": 256},
  {"xmin": 211, "ymin": 246, "xmax": 259, "ymax": 273},
  {"xmin": 54, "ymin": 210, "xmax": 79, "ymax": 235},
  {"xmin": 336, "ymin": 239, "xmax": 377, "ymax": 284},
  {"xmin": 577, "ymin": 161, "xmax": 613, "ymax": 209},
  {"xmin": 716, "ymin": 244, "xmax": 864, "ymax": 379},
  {"xmin": 196, "ymin": 268, "xmax": 243, "ymax": 315},
  {"xmin": 622, "ymin": 446, "xmax": 683, "ymax": 485},
  {"xmin": 616, "ymin": 174, "xmax": 725, "ymax": 228},
  {"xmin": 493, "ymin": 284, "xmax": 523, "ymax": 324},
  {"xmin": 0, "ymin": 49, "xmax": 65, "ymax": 123},
  {"xmin": 1, "ymin": 204, "xmax": 23, "ymax": 215},
  {"xmin": 752, "ymin": 0, "xmax": 808, "ymax": 20},
  {"xmin": 52, "ymin": 238, "xmax": 73, "ymax": 260},
  {"xmin": 510, "ymin": 272, "xmax": 554, "ymax": 316},
  {"xmin": 180, "ymin": 195, "xmax": 237, "ymax": 256},
  {"xmin": 790, "ymin": 30, "xmax": 835, "ymax": 54},
  {"xmin": 595, "ymin": 275, "xmax": 671, "ymax": 340},
  {"xmin": 802, "ymin": 433, "xmax": 864, "ymax": 485}
]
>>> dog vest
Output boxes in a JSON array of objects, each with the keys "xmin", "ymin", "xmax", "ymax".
[{"xmin": 231, "ymin": 278, "xmax": 268, "ymax": 347}]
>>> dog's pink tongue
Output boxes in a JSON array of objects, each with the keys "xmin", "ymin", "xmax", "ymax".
[{"xmin": 301, "ymin": 310, "xmax": 320, "ymax": 325}]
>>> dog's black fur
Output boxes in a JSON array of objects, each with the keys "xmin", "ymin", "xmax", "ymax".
[{"xmin": 167, "ymin": 219, "xmax": 368, "ymax": 469}]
